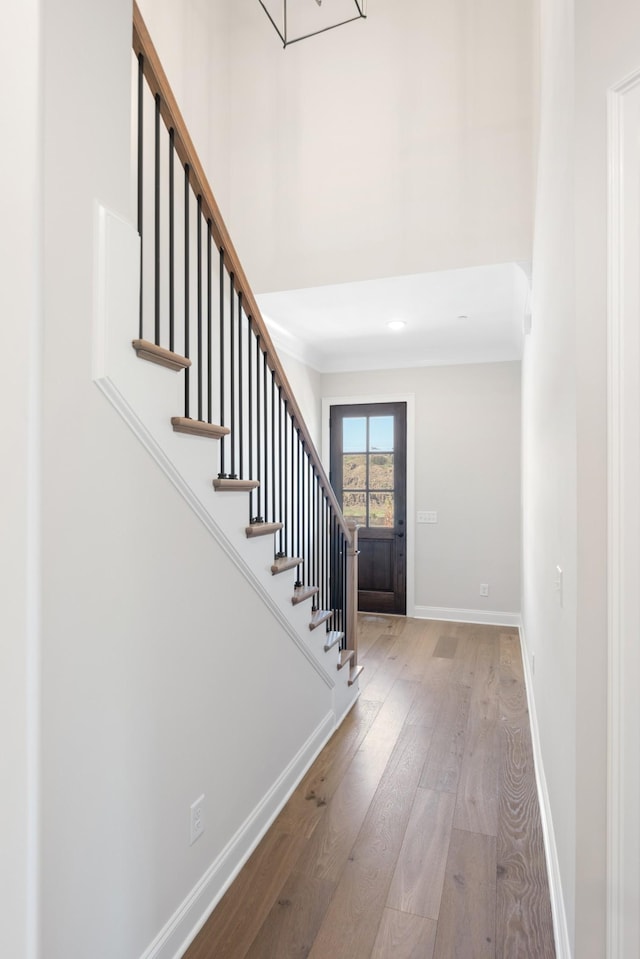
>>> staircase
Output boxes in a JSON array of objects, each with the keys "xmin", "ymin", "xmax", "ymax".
[{"xmin": 99, "ymin": 3, "xmax": 362, "ymax": 713}]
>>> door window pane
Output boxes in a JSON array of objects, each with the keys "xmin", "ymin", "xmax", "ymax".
[
  {"xmin": 369, "ymin": 416, "xmax": 394, "ymax": 452},
  {"xmin": 342, "ymin": 417, "xmax": 367, "ymax": 452},
  {"xmin": 369, "ymin": 452, "xmax": 394, "ymax": 490},
  {"xmin": 343, "ymin": 454, "xmax": 366, "ymax": 489},
  {"xmin": 342, "ymin": 491, "xmax": 367, "ymax": 526},
  {"xmin": 369, "ymin": 492, "xmax": 394, "ymax": 528}
]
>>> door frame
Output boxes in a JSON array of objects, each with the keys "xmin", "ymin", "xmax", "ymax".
[
  {"xmin": 607, "ymin": 66, "xmax": 640, "ymax": 959},
  {"xmin": 322, "ymin": 391, "xmax": 415, "ymax": 618}
]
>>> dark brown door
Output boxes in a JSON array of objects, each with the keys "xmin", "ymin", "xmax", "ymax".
[{"xmin": 330, "ymin": 402, "xmax": 407, "ymax": 615}]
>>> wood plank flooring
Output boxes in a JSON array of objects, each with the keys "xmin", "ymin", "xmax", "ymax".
[{"xmin": 183, "ymin": 616, "xmax": 556, "ymax": 959}]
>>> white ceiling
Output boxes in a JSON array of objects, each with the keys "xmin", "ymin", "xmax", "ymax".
[{"xmin": 258, "ymin": 262, "xmax": 530, "ymax": 373}]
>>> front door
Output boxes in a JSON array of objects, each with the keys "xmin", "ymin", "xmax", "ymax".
[{"xmin": 330, "ymin": 402, "xmax": 407, "ymax": 615}]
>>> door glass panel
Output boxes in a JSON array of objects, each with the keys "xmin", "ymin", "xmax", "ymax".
[
  {"xmin": 369, "ymin": 416, "xmax": 394, "ymax": 452},
  {"xmin": 369, "ymin": 492, "xmax": 394, "ymax": 527},
  {"xmin": 369, "ymin": 452, "xmax": 394, "ymax": 490},
  {"xmin": 343, "ymin": 453, "xmax": 366, "ymax": 489},
  {"xmin": 342, "ymin": 491, "xmax": 367, "ymax": 526},
  {"xmin": 342, "ymin": 417, "xmax": 367, "ymax": 452}
]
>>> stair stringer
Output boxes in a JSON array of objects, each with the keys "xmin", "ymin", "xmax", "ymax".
[{"xmin": 93, "ymin": 204, "xmax": 359, "ymax": 714}]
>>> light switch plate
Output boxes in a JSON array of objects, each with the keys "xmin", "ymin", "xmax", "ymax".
[{"xmin": 417, "ymin": 511, "xmax": 438, "ymax": 524}]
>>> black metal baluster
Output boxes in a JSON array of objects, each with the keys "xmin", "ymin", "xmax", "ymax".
[
  {"xmin": 330, "ymin": 511, "xmax": 342, "ymax": 629},
  {"xmin": 218, "ymin": 248, "xmax": 225, "ymax": 476},
  {"xmin": 248, "ymin": 322, "xmax": 254, "ymax": 522},
  {"xmin": 154, "ymin": 94, "xmax": 161, "ymax": 346},
  {"xmin": 343, "ymin": 528, "xmax": 348, "ymax": 644},
  {"xmin": 279, "ymin": 389, "xmax": 285, "ymax": 554},
  {"xmin": 320, "ymin": 487, "xmax": 325, "ymax": 612},
  {"xmin": 169, "ymin": 129, "xmax": 175, "ymax": 352},
  {"xmin": 302, "ymin": 446, "xmax": 308, "ymax": 574},
  {"xmin": 308, "ymin": 458, "xmax": 313, "ymax": 591},
  {"xmin": 207, "ymin": 220, "xmax": 212, "ymax": 423},
  {"xmin": 263, "ymin": 350, "xmax": 269, "ymax": 521},
  {"xmin": 229, "ymin": 273, "xmax": 236, "ymax": 478},
  {"xmin": 296, "ymin": 431, "xmax": 302, "ymax": 583},
  {"xmin": 196, "ymin": 196, "xmax": 202, "ymax": 422},
  {"xmin": 312, "ymin": 465, "xmax": 317, "ymax": 594},
  {"xmin": 184, "ymin": 165, "xmax": 190, "ymax": 418},
  {"xmin": 340, "ymin": 529, "xmax": 345, "ymax": 645},
  {"xmin": 238, "ymin": 292, "xmax": 244, "ymax": 479},
  {"xmin": 340, "ymin": 523, "xmax": 345, "ymax": 635},
  {"xmin": 255, "ymin": 335, "xmax": 262, "ymax": 517},
  {"xmin": 137, "ymin": 54, "xmax": 144, "ymax": 338},
  {"xmin": 271, "ymin": 375, "xmax": 276, "ymax": 529},
  {"xmin": 283, "ymin": 400, "xmax": 289, "ymax": 554},
  {"xmin": 290, "ymin": 415, "xmax": 295, "ymax": 561},
  {"xmin": 320, "ymin": 496, "xmax": 326, "ymax": 613}
]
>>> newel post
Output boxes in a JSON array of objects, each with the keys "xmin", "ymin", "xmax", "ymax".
[{"xmin": 346, "ymin": 522, "xmax": 360, "ymax": 665}]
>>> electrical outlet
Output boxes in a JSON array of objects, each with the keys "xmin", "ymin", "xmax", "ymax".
[
  {"xmin": 190, "ymin": 794, "xmax": 205, "ymax": 845},
  {"xmin": 479, "ymin": 584, "xmax": 489, "ymax": 597}
]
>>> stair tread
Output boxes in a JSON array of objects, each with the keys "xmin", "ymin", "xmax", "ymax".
[
  {"xmin": 323, "ymin": 630, "xmax": 344, "ymax": 652},
  {"xmin": 271, "ymin": 556, "xmax": 303, "ymax": 575},
  {"xmin": 309, "ymin": 609, "xmax": 333, "ymax": 631},
  {"xmin": 245, "ymin": 522, "xmax": 283, "ymax": 539},
  {"xmin": 337, "ymin": 649, "xmax": 354, "ymax": 670},
  {"xmin": 213, "ymin": 478, "xmax": 260, "ymax": 492},
  {"xmin": 171, "ymin": 416, "xmax": 229, "ymax": 439},
  {"xmin": 291, "ymin": 585, "xmax": 319, "ymax": 607},
  {"xmin": 348, "ymin": 664, "xmax": 364, "ymax": 687},
  {"xmin": 132, "ymin": 338, "xmax": 190, "ymax": 371}
]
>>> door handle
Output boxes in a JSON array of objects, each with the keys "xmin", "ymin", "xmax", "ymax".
[{"xmin": 397, "ymin": 532, "xmax": 404, "ymax": 538}]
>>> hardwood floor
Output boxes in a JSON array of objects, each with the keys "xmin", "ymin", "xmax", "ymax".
[{"xmin": 184, "ymin": 616, "xmax": 556, "ymax": 959}]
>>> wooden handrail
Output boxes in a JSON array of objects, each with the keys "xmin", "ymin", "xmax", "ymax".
[{"xmin": 132, "ymin": 3, "xmax": 351, "ymax": 543}]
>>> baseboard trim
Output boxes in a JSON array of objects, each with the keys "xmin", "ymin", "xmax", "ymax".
[
  {"xmin": 413, "ymin": 605, "xmax": 521, "ymax": 627},
  {"xmin": 518, "ymin": 625, "xmax": 572, "ymax": 959},
  {"xmin": 139, "ymin": 710, "xmax": 336, "ymax": 959}
]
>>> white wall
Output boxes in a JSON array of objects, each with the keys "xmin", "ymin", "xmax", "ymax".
[
  {"xmin": 522, "ymin": 0, "xmax": 577, "ymax": 949},
  {"xmin": 137, "ymin": 0, "xmax": 232, "ymax": 222},
  {"xmin": 322, "ymin": 362, "xmax": 521, "ymax": 619},
  {"xmin": 574, "ymin": 0, "xmax": 640, "ymax": 953},
  {"xmin": 225, "ymin": 0, "xmax": 535, "ymax": 294},
  {"xmin": 276, "ymin": 349, "xmax": 323, "ymax": 448},
  {"xmin": 38, "ymin": 2, "xmax": 334, "ymax": 957},
  {"xmin": 524, "ymin": 0, "xmax": 640, "ymax": 953},
  {"xmin": 0, "ymin": 2, "xmax": 42, "ymax": 956}
]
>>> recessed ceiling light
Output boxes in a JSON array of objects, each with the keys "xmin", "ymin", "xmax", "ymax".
[
  {"xmin": 387, "ymin": 320, "xmax": 406, "ymax": 332},
  {"xmin": 457, "ymin": 314, "xmax": 469, "ymax": 320}
]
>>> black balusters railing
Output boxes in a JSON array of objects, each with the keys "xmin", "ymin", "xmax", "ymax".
[
  {"xmin": 248, "ymin": 321, "xmax": 254, "ymax": 521},
  {"xmin": 278, "ymin": 388, "xmax": 285, "ymax": 554},
  {"xmin": 206, "ymin": 221, "xmax": 212, "ymax": 422},
  {"xmin": 169, "ymin": 129, "xmax": 175, "ymax": 352},
  {"xmin": 218, "ymin": 247, "xmax": 225, "ymax": 475},
  {"xmin": 262, "ymin": 349, "xmax": 269, "ymax": 522},
  {"xmin": 154, "ymin": 94, "xmax": 161, "ymax": 345},
  {"xmin": 271, "ymin": 376, "xmax": 276, "ymax": 529},
  {"xmin": 283, "ymin": 399, "xmax": 289, "ymax": 553},
  {"xmin": 183, "ymin": 164, "xmax": 190, "ymax": 418},
  {"xmin": 238, "ymin": 292, "xmax": 244, "ymax": 479},
  {"xmin": 132, "ymin": 5, "xmax": 357, "ymax": 664},
  {"xmin": 255, "ymin": 334, "xmax": 262, "ymax": 518},
  {"xmin": 196, "ymin": 196, "xmax": 203, "ymax": 421},
  {"xmin": 137, "ymin": 54, "xmax": 144, "ymax": 339},
  {"xmin": 229, "ymin": 273, "xmax": 236, "ymax": 478}
]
